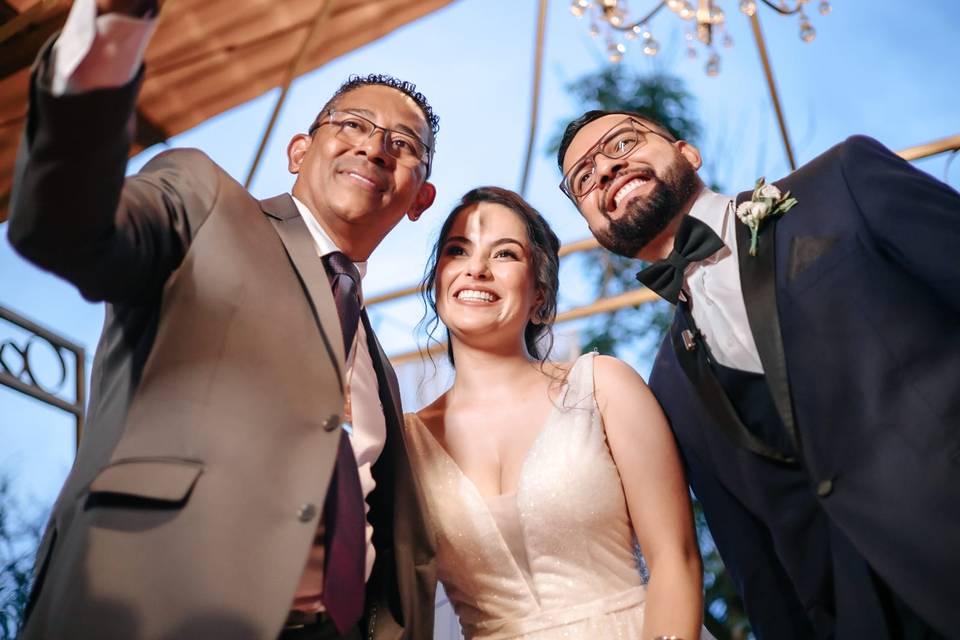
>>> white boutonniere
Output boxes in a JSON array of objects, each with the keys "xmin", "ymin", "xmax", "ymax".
[{"xmin": 735, "ymin": 178, "xmax": 798, "ymax": 256}]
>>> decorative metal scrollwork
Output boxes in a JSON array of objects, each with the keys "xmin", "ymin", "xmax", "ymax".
[
  {"xmin": 0, "ymin": 334, "xmax": 69, "ymax": 397},
  {"xmin": 0, "ymin": 305, "xmax": 86, "ymax": 446}
]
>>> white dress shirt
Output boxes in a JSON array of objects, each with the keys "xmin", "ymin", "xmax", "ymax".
[
  {"xmin": 52, "ymin": 0, "xmax": 386, "ymax": 580},
  {"xmin": 292, "ymin": 198, "xmax": 386, "ymax": 581},
  {"xmin": 683, "ymin": 188, "xmax": 764, "ymax": 374}
]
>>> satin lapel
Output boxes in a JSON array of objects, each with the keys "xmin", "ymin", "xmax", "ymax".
[
  {"xmin": 735, "ymin": 191, "xmax": 799, "ymax": 451},
  {"xmin": 360, "ymin": 311, "xmax": 403, "ymax": 429},
  {"xmin": 261, "ymin": 194, "xmax": 345, "ymax": 390},
  {"xmin": 671, "ymin": 306, "xmax": 796, "ymax": 464}
]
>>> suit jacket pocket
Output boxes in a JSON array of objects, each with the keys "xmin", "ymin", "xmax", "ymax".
[{"xmin": 86, "ymin": 457, "xmax": 204, "ymax": 509}]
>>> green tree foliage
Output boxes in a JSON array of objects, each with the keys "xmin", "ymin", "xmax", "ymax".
[
  {"xmin": 0, "ymin": 477, "xmax": 42, "ymax": 639},
  {"xmin": 552, "ymin": 64, "xmax": 753, "ymax": 639}
]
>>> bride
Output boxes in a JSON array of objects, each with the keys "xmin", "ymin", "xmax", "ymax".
[{"xmin": 403, "ymin": 186, "xmax": 713, "ymax": 639}]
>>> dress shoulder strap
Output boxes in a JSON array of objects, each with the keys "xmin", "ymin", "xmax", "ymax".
[{"xmin": 560, "ymin": 351, "xmax": 597, "ymax": 410}]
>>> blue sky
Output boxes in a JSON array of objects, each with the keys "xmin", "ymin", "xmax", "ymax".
[{"xmin": 1, "ymin": 0, "xmax": 958, "ymax": 514}]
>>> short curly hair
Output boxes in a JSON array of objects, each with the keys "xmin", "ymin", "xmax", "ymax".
[{"xmin": 313, "ymin": 73, "xmax": 439, "ymax": 142}]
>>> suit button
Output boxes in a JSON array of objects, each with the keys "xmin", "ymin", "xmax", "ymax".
[
  {"xmin": 323, "ymin": 414, "xmax": 340, "ymax": 432},
  {"xmin": 297, "ymin": 503, "xmax": 317, "ymax": 522},
  {"xmin": 816, "ymin": 479, "xmax": 834, "ymax": 497}
]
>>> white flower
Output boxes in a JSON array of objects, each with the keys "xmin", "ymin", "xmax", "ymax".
[
  {"xmin": 740, "ymin": 176, "xmax": 799, "ymax": 256},
  {"xmin": 748, "ymin": 201, "xmax": 768, "ymax": 218},
  {"xmin": 759, "ymin": 183, "xmax": 782, "ymax": 199}
]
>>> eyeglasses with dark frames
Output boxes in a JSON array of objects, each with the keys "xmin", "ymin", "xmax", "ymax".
[
  {"xmin": 559, "ymin": 117, "xmax": 673, "ymax": 201},
  {"xmin": 310, "ymin": 110, "xmax": 433, "ymax": 173}
]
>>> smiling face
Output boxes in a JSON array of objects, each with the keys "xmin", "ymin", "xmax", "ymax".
[
  {"xmin": 561, "ymin": 114, "xmax": 703, "ymax": 260},
  {"xmin": 287, "ymin": 84, "xmax": 436, "ymax": 259},
  {"xmin": 435, "ymin": 202, "xmax": 542, "ymax": 353}
]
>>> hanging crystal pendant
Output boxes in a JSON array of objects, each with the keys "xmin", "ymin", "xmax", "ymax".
[
  {"xmin": 607, "ymin": 40, "xmax": 626, "ymax": 63},
  {"xmin": 709, "ymin": 5, "xmax": 725, "ymax": 25},
  {"xmin": 643, "ymin": 36, "xmax": 660, "ymax": 56},
  {"xmin": 722, "ymin": 30, "xmax": 734, "ymax": 48},
  {"xmin": 705, "ymin": 51, "xmax": 721, "ymax": 76},
  {"xmin": 589, "ymin": 21, "xmax": 601, "ymax": 37},
  {"xmin": 678, "ymin": 2, "xmax": 696, "ymax": 20},
  {"xmin": 799, "ymin": 16, "xmax": 816, "ymax": 42},
  {"xmin": 819, "ymin": 0, "xmax": 832, "ymax": 15},
  {"xmin": 686, "ymin": 32, "xmax": 698, "ymax": 59}
]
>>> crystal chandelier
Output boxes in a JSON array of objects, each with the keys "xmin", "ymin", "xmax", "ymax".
[{"xmin": 571, "ymin": 0, "xmax": 831, "ymax": 74}]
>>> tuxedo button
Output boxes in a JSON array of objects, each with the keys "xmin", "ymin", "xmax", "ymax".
[
  {"xmin": 816, "ymin": 478, "xmax": 834, "ymax": 497},
  {"xmin": 323, "ymin": 413, "xmax": 340, "ymax": 432},
  {"xmin": 297, "ymin": 503, "xmax": 317, "ymax": 522}
]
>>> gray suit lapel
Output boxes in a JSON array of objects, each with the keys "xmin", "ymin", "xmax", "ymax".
[
  {"xmin": 735, "ymin": 190, "xmax": 799, "ymax": 452},
  {"xmin": 260, "ymin": 194, "xmax": 345, "ymax": 391}
]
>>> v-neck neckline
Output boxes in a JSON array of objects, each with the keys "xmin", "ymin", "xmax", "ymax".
[
  {"xmin": 410, "ymin": 397, "xmax": 559, "ymax": 502},
  {"xmin": 412, "ymin": 355, "xmax": 585, "ymax": 500}
]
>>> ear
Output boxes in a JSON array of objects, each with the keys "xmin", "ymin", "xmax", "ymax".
[
  {"xmin": 676, "ymin": 140, "xmax": 703, "ymax": 171},
  {"xmin": 530, "ymin": 291, "xmax": 546, "ymax": 324},
  {"xmin": 406, "ymin": 181, "xmax": 437, "ymax": 222},
  {"xmin": 287, "ymin": 133, "xmax": 311, "ymax": 174}
]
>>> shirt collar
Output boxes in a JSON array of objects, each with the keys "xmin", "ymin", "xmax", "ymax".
[
  {"xmin": 686, "ymin": 187, "xmax": 735, "ymax": 238},
  {"xmin": 291, "ymin": 195, "xmax": 368, "ymax": 279},
  {"xmin": 685, "ymin": 187, "xmax": 736, "ymax": 262}
]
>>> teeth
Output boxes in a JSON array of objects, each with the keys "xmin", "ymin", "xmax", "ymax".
[
  {"xmin": 613, "ymin": 177, "xmax": 649, "ymax": 206},
  {"xmin": 457, "ymin": 289, "xmax": 496, "ymax": 302}
]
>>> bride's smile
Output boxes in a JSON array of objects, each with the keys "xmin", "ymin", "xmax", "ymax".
[{"xmin": 436, "ymin": 201, "xmax": 541, "ymax": 346}]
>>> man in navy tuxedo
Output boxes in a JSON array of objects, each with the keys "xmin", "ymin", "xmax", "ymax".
[{"xmin": 557, "ymin": 110, "xmax": 959, "ymax": 639}]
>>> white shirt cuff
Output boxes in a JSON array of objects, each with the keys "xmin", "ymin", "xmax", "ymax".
[{"xmin": 51, "ymin": 0, "xmax": 157, "ymax": 96}]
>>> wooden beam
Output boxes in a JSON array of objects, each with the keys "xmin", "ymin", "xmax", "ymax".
[
  {"xmin": 0, "ymin": 0, "xmax": 67, "ymax": 80},
  {"xmin": 388, "ymin": 288, "xmax": 659, "ymax": 365},
  {"xmin": 897, "ymin": 134, "xmax": 960, "ymax": 162}
]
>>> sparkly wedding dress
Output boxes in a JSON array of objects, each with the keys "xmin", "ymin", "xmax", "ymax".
[{"xmin": 404, "ymin": 353, "xmax": 714, "ymax": 640}]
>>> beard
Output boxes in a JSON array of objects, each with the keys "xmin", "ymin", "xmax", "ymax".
[{"xmin": 593, "ymin": 155, "xmax": 700, "ymax": 258}]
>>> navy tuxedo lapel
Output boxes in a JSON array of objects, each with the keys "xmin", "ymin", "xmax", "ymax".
[
  {"xmin": 671, "ymin": 305, "xmax": 796, "ymax": 463},
  {"xmin": 735, "ymin": 190, "xmax": 799, "ymax": 452},
  {"xmin": 261, "ymin": 194, "xmax": 345, "ymax": 390}
]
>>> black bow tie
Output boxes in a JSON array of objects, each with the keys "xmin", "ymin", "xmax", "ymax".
[{"xmin": 635, "ymin": 215, "xmax": 725, "ymax": 304}]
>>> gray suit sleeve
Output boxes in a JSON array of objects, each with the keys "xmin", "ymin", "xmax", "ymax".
[{"xmin": 8, "ymin": 41, "xmax": 219, "ymax": 304}]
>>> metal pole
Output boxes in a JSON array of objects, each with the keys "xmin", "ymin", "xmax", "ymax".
[
  {"xmin": 518, "ymin": 0, "xmax": 548, "ymax": 197},
  {"xmin": 244, "ymin": 0, "xmax": 337, "ymax": 189},
  {"xmin": 749, "ymin": 12, "xmax": 796, "ymax": 171}
]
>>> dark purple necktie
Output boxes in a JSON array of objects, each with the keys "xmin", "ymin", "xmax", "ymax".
[{"xmin": 320, "ymin": 251, "xmax": 366, "ymax": 633}]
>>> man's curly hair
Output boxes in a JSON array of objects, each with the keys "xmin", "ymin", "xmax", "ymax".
[{"xmin": 314, "ymin": 73, "xmax": 440, "ymax": 143}]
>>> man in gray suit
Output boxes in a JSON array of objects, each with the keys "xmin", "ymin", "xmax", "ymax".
[{"xmin": 8, "ymin": 0, "xmax": 439, "ymax": 638}]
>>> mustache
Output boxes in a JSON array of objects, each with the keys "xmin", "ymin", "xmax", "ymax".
[{"xmin": 600, "ymin": 166, "xmax": 657, "ymax": 217}]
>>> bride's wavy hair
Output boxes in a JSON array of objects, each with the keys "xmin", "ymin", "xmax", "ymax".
[{"xmin": 419, "ymin": 186, "xmax": 561, "ymax": 368}]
